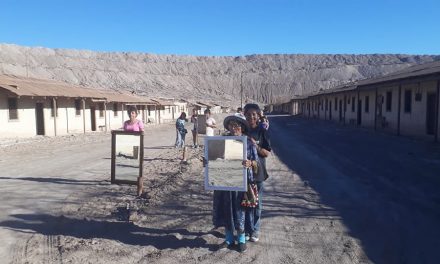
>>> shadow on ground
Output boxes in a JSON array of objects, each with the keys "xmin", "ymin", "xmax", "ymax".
[
  {"xmin": 268, "ymin": 115, "xmax": 440, "ymax": 264},
  {"xmin": 0, "ymin": 213, "xmax": 218, "ymax": 251},
  {"xmin": 0, "ymin": 176, "xmax": 102, "ymax": 186}
]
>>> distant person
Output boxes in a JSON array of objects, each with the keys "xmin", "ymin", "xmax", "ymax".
[
  {"xmin": 205, "ymin": 109, "xmax": 216, "ymax": 136},
  {"xmin": 190, "ymin": 108, "xmax": 199, "ymax": 148},
  {"xmin": 123, "ymin": 106, "xmax": 144, "ymax": 132},
  {"xmin": 212, "ymin": 115, "xmax": 259, "ymax": 253},
  {"xmin": 243, "ymin": 103, "xmax": 272, "ymax": 243},
  {"xmin": 234, "ymin": 107, "xmax": 245, "ymax": 119},
  {"xmin": 259, "ymin": 114, "xmax": 269, "ymax": 130},
  {"xmin": 175, "ymin": 112, "xmax": 188, "ymax": 148}
]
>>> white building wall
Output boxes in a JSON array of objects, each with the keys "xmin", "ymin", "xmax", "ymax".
[
  {"xmin": 359, "ymin": 90, "xmax": 376, "ymax": 128},
  {"xmin": 107, "ymin": 102, "xmax": 124, "ymax": 130},
  {"xmin": 400, "ymin": 81, "xmax": 437, "ymax": 138},
  {"xmin": 344, "ymin": 92, "xmax": 357, "ymax": 125},
  {"xmin": 66, "ymin": 99, "xmax": 86, "ymax": 134},
  {"xmin": 0, "ymin": 95, "xmax": 37, "ymax": 138},
  {"xmin": 377, "ymin": 85, "xmax": 399, "ymax": 131}
]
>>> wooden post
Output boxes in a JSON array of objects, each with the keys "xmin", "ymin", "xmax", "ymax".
[
  {"xmin": 158, "ymin": 106, "xmax": 161, "ymax": 124},
  {"xmin": 66, "ymin": 107, "xmax": 69, "ymax": 134},
  {"xmin": 182, "ymin": 146, "xmax": 188, "ymax": 162},
  {"xmin": 374, "ymin": 87, "xmax": 378, "ymax": 131},
  {"xmin": 104, "ymin": 102, "xmax": 108, "ymax": 132},
  {"xmin": 82, "ymin": 99, "xmax": 86, "ymax": 134},
  {"xmin": 343, "ymin": 95, "xmax": 346, "ymax": 125},
  {"xmin": 111, "ymin": 131, "xmax": 116, "ymax": 183},
  {"xmin": 137, "ymin": 132, "xmax": 144, "ymax": 196},
  {"xmin": 435, "ymin": 80, "xmax": 439, "ymax": 142},
  {"xmin": 397, "ymin": 84, "xmax": 402, "ymax": 136},
  {"xmin": 137, "ymin": 176, "xmax": 144, "ymax": 196},
  {"xmin": 154, "ymin": 105, "xmax": 157, "ymax": 124},
  {"xmin": 357, "ymin": 89, "xmax": 360, "ymax": 126},
  {"xmin": 52, "ymin": 98, "xmax": 57, "ymax": 136},
  {"xmin": 121, "ymin": 103, "xmax": 125, "ymax": 126}
]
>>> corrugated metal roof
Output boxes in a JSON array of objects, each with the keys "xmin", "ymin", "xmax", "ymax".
[
  {"xmin": 197, "ymin": 101, "xmax": 216, "ymax": 107},
  {"xmin": 0, "ymin": 74, "xmax": 105, "ymax": 99},
  {"xmin": 151, "ymin": 98, "xmax": 175, "ymax": 106},
  {"xmin": 189, "ymin": 102, "xmax": 205, "ymax": 107},
  {"xmin": 0, "ymin": 74, "xmax": 158, "ymax": 104},
  {"xmin": 357, "ymin": 60, "xmax": 440, "ymax": 87},
  {"xmin": 105, "ymin": 92, "xmax": 156, "ymax": 104}
]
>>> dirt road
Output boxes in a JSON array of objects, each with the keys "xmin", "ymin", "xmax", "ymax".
[{"xmin": 1, "ymin": 115, "xmax": 439, "ymax": 263}]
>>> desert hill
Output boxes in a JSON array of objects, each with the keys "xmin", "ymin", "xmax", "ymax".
[{"xmin": 0, "ymin": 43, "xmax": 438, "ymax": 105}]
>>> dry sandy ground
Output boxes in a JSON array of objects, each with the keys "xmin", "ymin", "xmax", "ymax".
[{"xmin": 0, "ymin": 115, "xmax": 369, "ymax": 264}]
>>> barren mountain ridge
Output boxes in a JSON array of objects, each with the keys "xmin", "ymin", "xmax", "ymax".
[{"xmin": 0, "ymin": 43, "xmax": 438, "ymax": 105}]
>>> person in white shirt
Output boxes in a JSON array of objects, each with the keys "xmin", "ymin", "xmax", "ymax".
[{"xmin": 205, "ymin": 109, "xmax": 216, "ymax": 136}]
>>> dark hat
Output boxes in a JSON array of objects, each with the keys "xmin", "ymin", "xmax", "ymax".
[
  {"xmin": 243, "ymin": 103, "xmax": 261, "ymax": 114},
  {"xmin": 223, "ymin": 115, "xmax": 250, "ymax": 133}
]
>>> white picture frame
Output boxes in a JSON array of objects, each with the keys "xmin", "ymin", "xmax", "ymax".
[{"xmin": 204, "ymin": 135, "xmax": 247, "ymax": 191}]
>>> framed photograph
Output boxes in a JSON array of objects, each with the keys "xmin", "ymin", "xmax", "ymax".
[
  {"xmin": 111, "ymin": 130, "xmax": 144, "ymax": 185},
  {"xmin": 204, "ymin": 136, "xmax": 247, "ymax": 191}
]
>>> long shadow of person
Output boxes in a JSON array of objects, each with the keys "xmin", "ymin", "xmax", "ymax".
[{"xmin": 0, "ymin": 214, "xmax": 218, "ymax": 251}]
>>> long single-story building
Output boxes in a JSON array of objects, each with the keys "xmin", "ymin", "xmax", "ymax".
[
  {"xmin": 274, "ymin": 60, "xmax": 440, "ymax": 141},
  {"xmin": 0, "ymin": 74, "xmax": 106, "ymax": 138},
  {"xmin": 0, "ymin": 75, "xmax": 160, "ymax": 138}
]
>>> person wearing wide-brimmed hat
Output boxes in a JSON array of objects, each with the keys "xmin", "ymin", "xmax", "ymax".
[
  {"xmin": 212, "ymin": 115, "xmax": 258, "ymax": 253},
  {"xmin": 243, "ymin": 103, "xmax": 272, "ymax": 243}
]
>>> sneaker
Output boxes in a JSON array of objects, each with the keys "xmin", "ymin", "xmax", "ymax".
[
  {"xmin": 245, "ymin": 233, "xmax": 250, "ymax": 241},
  {"xmin": 237, "ymin": 243, "xmax": 247, "ymax": 253},
  {"xmin": 250, "ymin": 235, "xmax": 259, "ymax": 242},
  {"xmin": 217, "ymin": 241, "xmax": 234, "ymax": 250}
]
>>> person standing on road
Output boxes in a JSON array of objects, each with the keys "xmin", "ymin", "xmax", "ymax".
[
  {"xmin": 190, "ymin": 108, "xmax": 199, "ymax": 148},
  {"xmin": 212, "ymin": 115, "xmax": 258, "ymax": 253},
  {"xmin": 175, "ymin": 112, "xmax": 188, "ymax": 148},
  {"xmin": 243, "ymin": 103, "xmax": 272, "ymax": 242},
  {"xmin": 205, "ymin": 109, "xmax": 216, "ymax": 136},
  {"xmin": 123, "ymin": 106, "xmax": 144, "ymax": 132}
]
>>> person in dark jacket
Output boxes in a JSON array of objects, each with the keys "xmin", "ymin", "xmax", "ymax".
[
  {"xmin": 243, "ymin": 103, "xmax": 272, "ymax": 242},
  {"xmin": 175, "ymin": 112, "xmax": 187, "ymax": 148}
]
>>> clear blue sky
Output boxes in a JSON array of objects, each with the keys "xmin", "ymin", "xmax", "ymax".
[{"xmin": 1, "ymin": 0, "xmax": 439, "ymax": 56}]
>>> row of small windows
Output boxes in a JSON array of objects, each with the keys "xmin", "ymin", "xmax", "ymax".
[
  {"xmin": 7, "ymin": 99, "xmax": 121, "ymax": 120},
  {"xmin": 304, "ymin": 90, "xmax": 414, "ymax": 114}
]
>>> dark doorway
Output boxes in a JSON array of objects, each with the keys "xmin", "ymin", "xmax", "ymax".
[
  {"xmin": 357, "ymin": 100, "xmax": 362, "ymax": 125},
  {"xmin": 426, "ymin": 93, "xmax": 437, "ymax": 135},
  {"xmin": 91, "ymin": 106, "xmax": 96, "ymax": 131},
  {"xmin": 35, "ymin": 103, "xmax": 45, "ymax": 135},
  {"xmin": 339, "ymin": 100, "xmax": 343, "ymax": 122}
]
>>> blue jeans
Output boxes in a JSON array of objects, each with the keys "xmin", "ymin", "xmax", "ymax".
[
  {"xmin": 245, "ymin": 181, "xmax": 263, "ymax": 235},
  {"xmin": 175, "ymin": 130, "xmax": 185, "ymax": 147}
]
